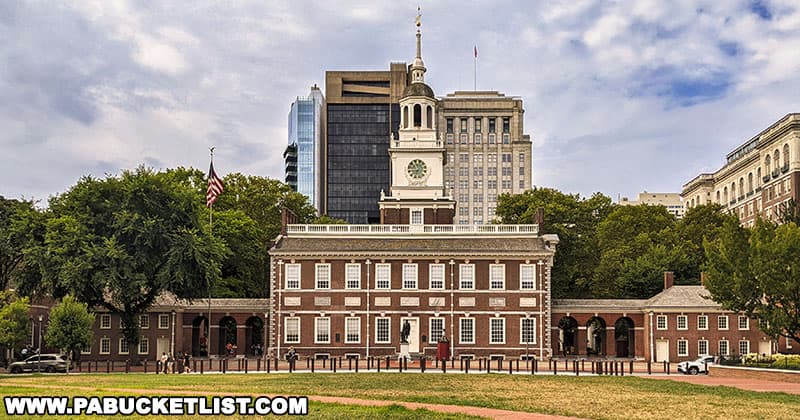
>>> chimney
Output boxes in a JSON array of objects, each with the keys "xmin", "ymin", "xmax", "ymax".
[
  {"xmin": 663, "ymin": 271, "xmax": 674, "ymax": 290},
  {"xmin": 535, "ymin": 207, "xmax": 545, "ymax": 226},
  {"xmin": 700, "ymin": 272, "xmax": 706, "ymax": 287}
]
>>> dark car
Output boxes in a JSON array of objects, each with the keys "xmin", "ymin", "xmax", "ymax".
[{"xmin": 8, "ymin": 354, "xmax": 69, "ymax": 374}]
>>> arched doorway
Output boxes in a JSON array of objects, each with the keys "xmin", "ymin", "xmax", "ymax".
[
  {"xmin": 558, "ymin": 317, "xmax": 578, "ymax": 356},
  {"xmin": 218, "ymin": 316, "xmax": 237, "ymax": 356},
  {"xmin": 586, "ymin": 317, "xmax": 607, "ymax": 356},
  {"xmin": 245, "ymin": 317, "xmax": 264, "ymax": 357},
  {"xmin": 191, "ymin": 316, "xmax": 209, "ymax": 357},
  {"xmin": 614, "ymin": 317, "xmax": 635, "ymax": 358}
]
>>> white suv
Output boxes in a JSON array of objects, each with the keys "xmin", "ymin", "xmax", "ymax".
[{"xmin": 677, "ymin": 355, "xmax": 716, "ymax": 375}]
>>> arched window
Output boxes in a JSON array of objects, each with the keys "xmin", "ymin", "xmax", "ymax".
[
  {"xmin": 748, "ymin": 173, "xmax": 753, "ymax": 193},
  {"xmin": 716, "ymin": 190, "xmax": 721, "ymax": 203},
  {"xmin": 774, "ymin": 149, "xmax": 780, "ymax": 172},
  {"xmin": 723, "ymin": 187, "xmax": 728, "ymax": 203},
  {"xmin": 739, "ymin": 177, "xmax": 744, "ymax": 197},
  {"xmin": 426, "ymin": 105, "xmax": 432, "ymax": 129},
  {"xmin": 765, "ymin": 155, "xmax": 771, "ymax": 175},
  {"xmin": 784, "ymin": 144, "xmax": 790, "ymax": 169},
  {"xmin": 402, "ymin": 106, "xmax": 408, "ymax": 128},
  {"xmin": 413, "ymin": 104, "xmax": 422, "ymax": 127},
  {"xmin": 757, "ymin": 167, "xmax": 761, "ymax": 186},
  {"xmin": 731, "ymin": 182, "xmax": 736, "ymax": 201}
]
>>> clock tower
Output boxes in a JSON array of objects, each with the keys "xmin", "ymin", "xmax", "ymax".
[{"xmin": 379, "ymin": 9, "xmax": 455, "ymax": 225}]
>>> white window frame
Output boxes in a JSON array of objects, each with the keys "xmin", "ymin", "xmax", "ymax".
[
  {"xmin": 81, "ymin": 343, "xmax": 91, "ymax": 355},
  {"xmin": 520, "ymin": 264, "xmax": 536, "ymax": 290},
  {"xmin": 100, "ymin": 314, "xmax": 111, "ymax": 329},
  {"xmin": 489, "ymin": 264, "xmax": 505, "ymax": 290},
  {"xmin": 429, "ymin": 264, "xmax": 445, "ymax": 290},
  {"xmin": 375, "ymin": 317, "xmax": 390, "ymax": 344},
  {"xmin": 739, "ymin": 340, "xmax": 750, "ymax": 356},
  {"xmin": 677, "ymin": 339, "xmax": 688, "ymax": 357},
  {"xmin": 402, "ymin": 263, "xmax": 418, "ymax": 290},
  {"xmin": 459, "ymin": 317, "xmax": 475, "ymax": 344},
  {"xmin": 284, "ymin": 317, "xmax": 300, "ymax": 344},
  {"xmin": 345, "ymin": 317, "xmax": 361, "ymax": 344},
  {"xmin": 375, "ymin": 263, "xmax": 391, "ymax": 290},
  {"xmin": 158, "ymin": 314, "xmax": 170, "ymax": 329},
  {"xmin": 677, "ymin": 315, "xmax": 688, "ymax": 330},
  {"xmin": 345, "ymin": 263, "xmax": 361, "ymax": 289},
  {"xmin": 697, "ymin": 315, "xmax": 708, "ymax": 330},
  {"xmin": 718, "ymin": 315, "xmax": 729, "ymax": 331},
  {"xmin": 489, "ymin": 318, "xmax": 506, "ymax": 345},
  {"xmin": 138, "ymin": 337, "xmax": 149, "ymax": 355},
  {"xmin": 698, "ymin": 339, "xmax": 709, "ymax": 356},
  {"xmin": 719, "ymin": 340, "xmax": 729, "ymax": 356},
  {"xmin": 99, "ymin": 337, "xmax": 111, "ymax": 355},
  {"xmin": 410, "ymin": 208, "xmax": 423, "ymax": 225},
  {"xmin": 315, "ymin": 263, "xmax": 331, "ymax": 290},
  {"xmin": 139, "ymin": 314, "xmax": 149, "ymax": 329},
  {"xmin": 738, "ymin": 316, "xmax": 749, "ymax": 330},
  {"xmin": 285, "ymin": 263, "xmax": 301, "ymax": 290},
  {"xmin": 656, "ymin": 315, "xmax": 667, "ymax": 330},
  {"xmin": 520, "ymin": 317, "xmax": 537, "ymax": 344},
  {"xmin": 429, "ymin": 317, "xmax": 445, "ymax": 343},
  {"xmin": 119, "ymin": 337, "xmax": 129, "ymax": 355},
  {"xmin": 459, "ymin": 264, "xmax": 475, "ymax": 290},
  {"xmin": 315, "ymin": 317, "xmax": 331, "ymax": 344}
]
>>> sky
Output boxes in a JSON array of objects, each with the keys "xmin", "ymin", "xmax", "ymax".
[{"xmin": 2, "ymin": 0, "xmax": 799, "ymax": 206}]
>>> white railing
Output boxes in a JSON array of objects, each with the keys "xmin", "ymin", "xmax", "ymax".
[{"xmin": 286, "ymin": 224, "xmax": 539, "ymax": 235}]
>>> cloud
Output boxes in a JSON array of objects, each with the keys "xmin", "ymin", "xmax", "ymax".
[{"xmin": 1, "ymin": 0, "xmax": 800, "ymax": 206}]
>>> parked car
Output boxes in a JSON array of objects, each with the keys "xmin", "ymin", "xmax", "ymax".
[
  {"xmin": 8, "ymin": 354, "xmax": 69, "ymax": 374},
  {"xmin": 677, "ymin": 355, "xmax": 716, "ymax": 375}
]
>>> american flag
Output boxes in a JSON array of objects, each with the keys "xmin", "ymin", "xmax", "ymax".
[{"xmin": 206, "ymin": 161, "xmax": 224, "ymax": 207}]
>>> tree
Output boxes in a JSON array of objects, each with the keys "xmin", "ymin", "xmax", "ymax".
[
  {"xmin": 43, "ymin": 295, "xmax": 93, "ymax": 372},
  {"xmin": 673, "ymin": 203, "xmax": 739, "ymax": 284},
  {"xmin": 0, "ymin": 197, "xmax": 46, "ymax": 293},
  {"xmin": 704, "ymin": 218, "xmax": 800, "ymax": 346},
  {"xmin": 593, "ymin": 204, "xmax": 680, "ymax": 298},
  {"xmin": 496, "ymin": 188, "xmax": 613, "ymax": 298},
  {"xmin": 41, "ymin": 166, "xmax": 225, "ymax": 364},
  {"xmin": 0, "ymin": 291, "xmax": 30, "ymax": 360}
]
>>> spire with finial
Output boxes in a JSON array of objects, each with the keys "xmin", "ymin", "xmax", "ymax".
[{"xmin": 411, "ymin": 5, "xmax": 426, "ymax": 83}]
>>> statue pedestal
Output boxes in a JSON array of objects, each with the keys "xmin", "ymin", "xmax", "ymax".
[{"xmin": 399, "ymin": 342, "xmax": 410, "ymax": 360}]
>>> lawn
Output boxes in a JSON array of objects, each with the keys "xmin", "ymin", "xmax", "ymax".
[{"xmin": 3, "ymin": 372, "xmax": 800, "ymax": 419}]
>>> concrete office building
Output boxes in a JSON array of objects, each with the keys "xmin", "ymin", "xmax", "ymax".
[
  {"xmin": 619, "ymin": 192, "xmax": 685, "ymax": 219},
  {"xmin": 285, "ymin": 85, "xmax": 325, "ymax": 212},
  {"xmin": 682, "ymin": 113, "xmax": 800, "ymax": 226}
]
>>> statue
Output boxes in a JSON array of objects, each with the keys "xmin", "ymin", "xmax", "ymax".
[{"xmin": 400, "ymin": 320, "xmax": 411, "ymax": 344}]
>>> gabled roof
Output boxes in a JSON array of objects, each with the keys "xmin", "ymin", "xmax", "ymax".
[
  {"xmin": 645, "ymin": 285, "xmax": 721, "ymax": 309},
  {"xmin": 270, "ymin": 236, "xmax": 550, "ymax": 256}
]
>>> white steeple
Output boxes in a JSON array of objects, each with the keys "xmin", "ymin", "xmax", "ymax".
[{"xmin": 411, "ymin": 7, "xmax": 426, "ymax": 84}]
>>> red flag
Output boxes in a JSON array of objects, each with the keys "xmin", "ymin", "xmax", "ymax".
[
  {"xmin": 474, "ymin": 45, "xmax": 478, "ymax": 58},
  {"xmin": 206, "ymin": 161, "xmax": 224, "ymax": 207}
]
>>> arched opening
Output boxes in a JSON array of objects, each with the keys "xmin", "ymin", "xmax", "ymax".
[
  {"xmin": 245, "ymin": 316, "xmax": 264, "ymax": 357},
  {"xmin": 191, "ymin": 316, "xmax": 209, "ymax": 357},
  {"xmin": 426, "ymin": 105, "xmax": 432, "ymax": 129},
  {"xmin": 731, "ymin": 183, "xmax": 736, "ymax": 200},
  {"xmin": 723, "ymin": 187, "xmax": 728, "ymax": 203},
  {"xmin": 558, "ymin": 317, "xmax": 579, "ymax": 356},
  {"xmin": 765, "ymin": 155, "xmax": 771, "ymax": 174},
  {"xmin": 614, "ymin": 317, "xmax": 635, "ymax": 358},
  {"xmin": 784, "ymin": 144, "xmax": 790, "ymax": 169},
  {"xmin": 716, "ymin": 190, "xmax": 720, "ymax": 203},
  {"xmin": 413, "ymin": 104, "xmax": 422, "ymax": 127},
  {"xmin": 757, "ymin": 168, "xmax": 762, "ymax": 186},
  {"xmin": 586, "ymin": 317, "xmax": 607, "ymax": 356},
  {"xmin": 774, "ymin": 149, "xmax": 780, "ymax": 172},
  {"xmin": 402, "ymin": 106, "xmax": 408, "ymax": 128},
  {"xmin": 739, "ymin": 178, "xmax": 744, "ymax": 198},
  {"xmin": 748, "ymin": 173, "xmax": 753, "ymax": 193},
  {"xmin": 218, "ymin": 316, "xmax": 237, "ymax": 356}
]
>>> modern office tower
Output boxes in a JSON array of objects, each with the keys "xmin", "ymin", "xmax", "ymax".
[
  {"xmin": 619, "ymin": 192, "xmax": 685, "ymax": 219},
  {"xmin": 323, "ymin": 65, "xmax": 408, "ymax": 223},
  {"xmin": 286, "ymin": 85, "xmax": 325, "ymax": 212},
  {"xmin": 439, "ymin": 91, "xmax": 533, "ymax": 224},
  {"xmin": 682, "ymin": 113, "xmax": 800, "ymax": 226}
]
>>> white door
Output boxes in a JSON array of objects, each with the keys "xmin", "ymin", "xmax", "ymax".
[
  {"xmin": 156, "ymin": 337, "xmax": 170, "ymax": 358},
  {"xmin": 401, "ymin": 318, "xmax": 419, "ymax": 353},
  {"xmin": 656, "ymin": 339, "xmax": 669, "ymax": 362},
  {"xmin": 758, "ymin": 340, "xmax": 772, "ymax": 356}
]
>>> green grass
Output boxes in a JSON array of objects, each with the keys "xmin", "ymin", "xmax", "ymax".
[{"xmin": 3, "ymin": 372, "xmax": 800, "ymax": 419}]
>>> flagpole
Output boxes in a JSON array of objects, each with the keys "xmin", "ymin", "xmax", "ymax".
[
  {"xmin": 473, "ymin": 45, "xmax": 477, "ymax": 91},
  {"xmin": 207, "ymin": 147, "xmax": 214, "ymax": 357}
]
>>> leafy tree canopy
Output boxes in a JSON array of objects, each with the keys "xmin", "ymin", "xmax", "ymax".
[
  {"xmin": 0, "ymin": 291, "xmax": 30, "ymax": 358},
  {"xmin": 44, "ymin": 295, "xmax": 94, "ymax": 371},
  {"xmin": 0, "ymin": 197, "xmax": 45, "ymax": 294}
]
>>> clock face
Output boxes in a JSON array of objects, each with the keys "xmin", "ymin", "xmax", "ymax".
[{"xmin": 407, "ymin": 159, "xmax": 428, "ymax": 180}]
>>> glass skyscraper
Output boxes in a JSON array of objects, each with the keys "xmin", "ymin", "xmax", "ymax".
[{"xmin": 286, "ymin": 85, "xmax": 324, "ymax": 212}]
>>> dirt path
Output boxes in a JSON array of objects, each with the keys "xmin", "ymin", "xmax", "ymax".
[
  {"xmin": 644, "ymin": 374, "xmax": 800, "ymax": 395},
  {"xmin": 1, "ymin": 381, "xmax": 585, "ymax": 420}
]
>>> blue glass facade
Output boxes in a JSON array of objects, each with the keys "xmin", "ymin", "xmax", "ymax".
[{"xmin": 286, "ymin": 86, "xmax": 324, "ymax": 211}]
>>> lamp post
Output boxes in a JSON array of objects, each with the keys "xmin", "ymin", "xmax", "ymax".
[
  {"xmin": 37, "ymin": 314, "xmax": 43, "ymax": 373},
  {"xmin": 170, "ymin": 310, "xmax": 176, "ymax": 358}
]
